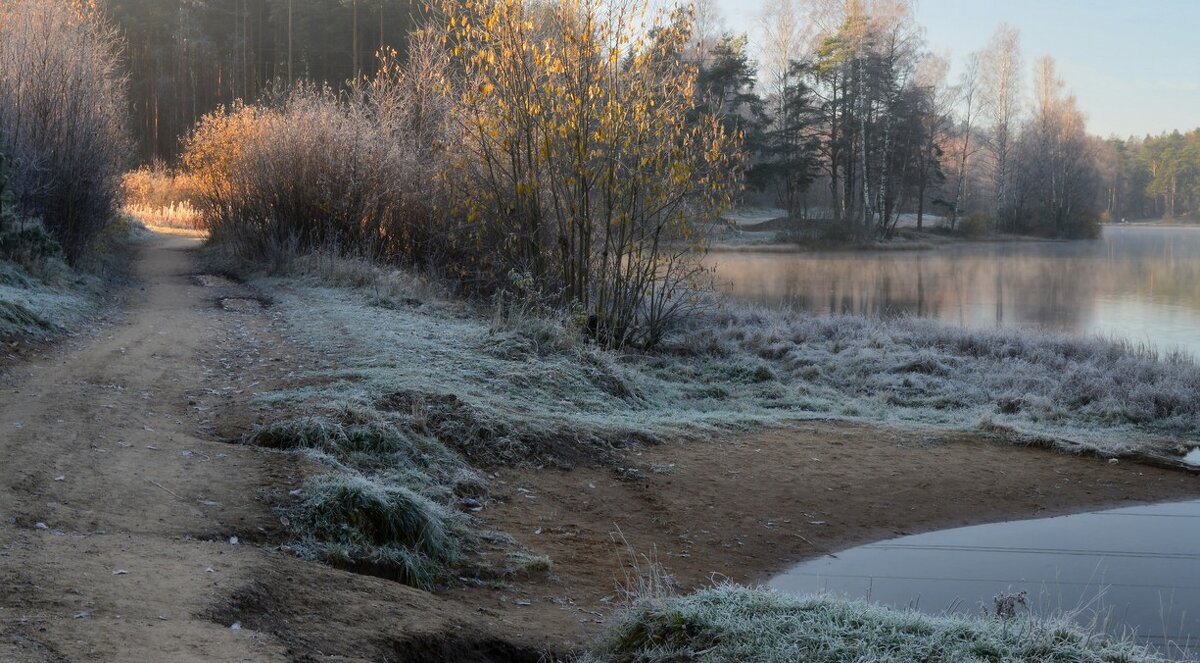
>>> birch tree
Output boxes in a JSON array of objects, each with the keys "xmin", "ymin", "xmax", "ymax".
[
  {"xmin": 1016, "ymin": 56, "xmax": 1100, "ymax": 237},
  {"xmin": 910, "ymin": 54, "xmax": 954, "ymax": 230},
  {"xmin": 948, "ymin": 53, "xmax": 981, "ymax": 230},
  {"xmin": 980, "ymin": 24, "xmax": 1022, "ymax": 230}
]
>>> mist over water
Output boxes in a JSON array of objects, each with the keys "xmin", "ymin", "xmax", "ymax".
[{"xmin": 711, "ymin": 225, "xmax": 1200, "ymax": 358}]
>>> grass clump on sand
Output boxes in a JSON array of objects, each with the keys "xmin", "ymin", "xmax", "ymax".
[
  {"xmin": 288, "ymin": 474, "xmax": 464, "ymax": 589},
  {"xmin": 246, "ymin": 411, "xmax": 485, "ymax": 587},
  {"xmin": 582, "ymin": 585, "xmax": 1167, "ymax": 663},
  {"xmin": 248, "ymin": 415, "xmax": 463, "ymax": 488}
]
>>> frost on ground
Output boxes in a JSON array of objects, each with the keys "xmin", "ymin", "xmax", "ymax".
[
  {"xmin": 260, "ymin": 260, "xmax": 1197, "ymax": 462},
  {"xmin": 679, "ymin": 306, "xmax": 1200, "ymax": 457},
  {"xmin": 245, "ymin": 257, "xmax": 1198, "ymax": 584},
  {"xmin": 1, "ymin": 216, "xmax": 147, "ymax": 341},
  {"xmin": 0, "ymin": 260, "xmax": 98, "ymax": 339},
  {"xmin": 580, "ymin": 585, "xmax": 1168, "ymax": 663}
]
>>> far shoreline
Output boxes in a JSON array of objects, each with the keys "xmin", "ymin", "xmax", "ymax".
[{"xmin": 707, "ymin": 217, "xmax": 1200, "ymax": 253}]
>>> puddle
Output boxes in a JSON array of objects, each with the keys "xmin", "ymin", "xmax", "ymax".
[
  {"xmin": 218, "ymin": 297, "xmax": 263, "ymax": 313},
  {"xmin": 769, "ymin": 500, "xmax": 1200, "ymax": 658}
]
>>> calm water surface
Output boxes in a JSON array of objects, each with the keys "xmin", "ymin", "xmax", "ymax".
[
  {"xmin": 711, "ymin": 225, "xmax": 1200, "ymax": 357},
  {"xmin": 769, "ymin": 500, "xmax": 1200, "ymax": 658}
]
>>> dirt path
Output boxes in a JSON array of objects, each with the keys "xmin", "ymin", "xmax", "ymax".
[
  {"xmin": 0, "ymin": 234, "xmax": 564, "ymax": 662},
  {"xmin": 1, "ymin": 233, "xmax": 1197, "ymax": 662},
  {"xmin": 0, "ymin": 234, "xmax": 298, "ymax": 660}
]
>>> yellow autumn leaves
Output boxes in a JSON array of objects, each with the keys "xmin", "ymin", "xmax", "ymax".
[
  {"xmin": 179, "ymin": 0, "xmax": 742, "ymax": 348},
  {"xmin": 440, "ymin": 0, "xmax": 741, "ymax": 347}
]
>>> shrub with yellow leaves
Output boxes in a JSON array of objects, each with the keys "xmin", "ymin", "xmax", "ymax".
[{"xmin": 442, "ymin": 0, "xmax": 742, "ymax": 348}]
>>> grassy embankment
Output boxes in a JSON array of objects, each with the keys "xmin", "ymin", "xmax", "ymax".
[
  {"xmin": 581, "ymin": 585, "xmax": 1172, "ymax": 662},
  {"xmin": 0, "ymin": 217, "xmax": 145, "ymax": 342},
  {"xmin": 170, "ymin": 1, "xmax": 1194, "ymax": 652}
]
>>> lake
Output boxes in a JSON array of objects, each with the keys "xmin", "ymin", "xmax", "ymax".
[{"xmin": 710, "ymin": 225, "xmax": 1200, "ymax": 358}]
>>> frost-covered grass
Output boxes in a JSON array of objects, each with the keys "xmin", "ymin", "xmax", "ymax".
[
  {"xmin": 673, "ymin": 306, "xmax": 1200, "ymax": 456},
  {"xmin": 287, "ymin": 473, "xmax": 465, "ymax": 589},
  {"xmin": 255, "ymin": 257, "xmax": 1198, "ymax": 465},
  {"xmin": 1, "ymin": 215, "xmax": 148, "ymax": 341},
  {"xmin": 0, "ymin": 253, "xmax": 100, "ymax": 340},
  {"xmin": 256, "ymin": 277, "xmax": 772, "ymax": 465},
  {"xmin": 580, "ymin": 585, "xmax": 1167, "ymax": 663},
  {"xmin": 247, "ymin": 409, "xmax": 486, "ymax": 586}
]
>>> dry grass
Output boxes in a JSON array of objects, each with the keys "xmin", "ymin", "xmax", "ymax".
[{"xmin": 123, "ymin": 203, "xmax": 204, "ymax": 232}]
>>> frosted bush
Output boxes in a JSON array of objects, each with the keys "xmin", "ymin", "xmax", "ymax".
[
  {"xmin": 183, "ymin": 72, "xmax": 449, "ymax": 268},
  {"xmin": 0, "ymin": 0, "xmax": 129, "ymax": 262}
]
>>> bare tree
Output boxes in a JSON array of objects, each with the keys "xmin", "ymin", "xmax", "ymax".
[
  {"xmin": 758, "ymin": 0, "xmax": 808, "ymax": 97},
  {"xmin": 949, "ymin": 52, "xmax": 981, "ymax": 230},
  {"xmin": 911, "ymin": 53, "xmax": 954, "ymax": 230},
  {"xmin": 1017, "ymin": 56, "xmax": 1101, "ymax": 237},
  {"xmin": 688, "ymin": 0, "xmax": 725, "ymax": 65},
  {"xmin": 979, "ymin": 24, "xmax": 1022, "ymax": 230}
]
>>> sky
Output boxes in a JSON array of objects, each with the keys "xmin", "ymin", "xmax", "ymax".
[{"xmin": 713, "ymin": 0, "xmax": 1200, "ymax": 138}]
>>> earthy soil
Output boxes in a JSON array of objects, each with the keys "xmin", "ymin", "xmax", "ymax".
[{"xmin": 1, "ymin": 233, "xmax": 1196, "ymax": 661}]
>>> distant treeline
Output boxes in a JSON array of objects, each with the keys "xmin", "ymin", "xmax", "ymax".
[
  {"xmin": 102, "ymin": 0, "xmax": 423, "ymax": 160},
  {"xmin": 104, "ymin": 0, "xmax": 1198, "ymax": 234},
  {"xmin": 1102, "ymin": 130, "xmax": 1200, "ymax": 221}
]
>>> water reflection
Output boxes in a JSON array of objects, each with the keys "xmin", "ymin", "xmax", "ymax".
[{"xmin": 711, "ymin": 225, "xmax": 1200, "ymax": 356}]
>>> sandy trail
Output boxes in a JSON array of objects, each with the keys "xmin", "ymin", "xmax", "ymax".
[{"xmin": 0, "ymin": 234, "xmax": 290, "ymax": 661}]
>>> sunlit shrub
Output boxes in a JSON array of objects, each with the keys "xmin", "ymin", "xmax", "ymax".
[
  {"xmin": 443, "ymin": 0, "xmax": 741, "ymax": 347},
  {"xmin": 121, "ymin": 164, "xmax": 204, "ymax": 229},
  {"xmin": 183, "ymin": 42, "xmax": 453, "ymax": 268},
  {"xmin": 121, "ymin": 165, "xmax": 201, "ymax": 209}
]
